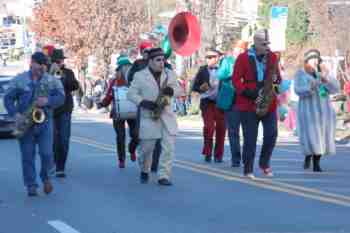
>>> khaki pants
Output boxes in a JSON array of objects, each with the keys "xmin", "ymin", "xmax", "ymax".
[{"xmin": 138, "ymin": 127, "xmax": 175, "ymax": 180}]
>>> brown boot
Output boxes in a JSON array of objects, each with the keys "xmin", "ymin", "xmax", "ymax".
[{"xmin": 43, "ymin": 181, "xmax": 53, "ymax": 194}]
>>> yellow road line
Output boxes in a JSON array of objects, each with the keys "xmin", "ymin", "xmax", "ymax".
[{"xmin": 71, "ymin": 136, "xmax": 350, "ymax": 208}]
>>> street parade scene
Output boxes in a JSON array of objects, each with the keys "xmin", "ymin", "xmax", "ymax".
[{"xmin": 0, "ymin": 0, "xmax": 350, "ymax": 233}]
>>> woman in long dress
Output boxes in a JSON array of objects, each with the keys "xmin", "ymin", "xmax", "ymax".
[{"xmin": 294, "ymin": 49, "xmax": 340, "ymax": 172}]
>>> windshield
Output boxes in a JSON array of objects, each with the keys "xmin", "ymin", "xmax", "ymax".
[{"xmin": 0, "ymin": 80, "xmax": 10, "ymax": 94}]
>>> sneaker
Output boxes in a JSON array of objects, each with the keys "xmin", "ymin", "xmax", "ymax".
[
  {"xmin": 130, "ymin": 152, "xmax": 137, "ymax": 162},
  {"xmin": 244, "ymin": 173, "xmax": 256, "ymax": 180},
  {"xmin": 43, "ymin": 181, "xmax": 53, "ymax": 195},
  {"xmin": 56, "ymin": 171, "xmax": 66, "ymax": 178},
  {"xmin": 119, "ymin": 160, "xmax": 125, "ymax": 168},
  {"xmin": 261, "ymin": 167, "xmax": 274, "ymax": 177},
  {"xmin": 27, "ymin": 187, "xmax": 38, "ymax": 197},
  {"xmin": 158, "ymin": 178, "xmax": 173, "ymax": 186}
]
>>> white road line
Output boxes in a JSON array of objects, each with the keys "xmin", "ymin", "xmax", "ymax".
[{"xmin": 48, "ymin": 220, "xmax": 81, "ymax": 233}]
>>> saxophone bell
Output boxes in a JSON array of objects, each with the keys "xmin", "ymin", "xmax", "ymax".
[{"xmin": 32, "ymin": 107, "xmax": 46, "ymax": 124}]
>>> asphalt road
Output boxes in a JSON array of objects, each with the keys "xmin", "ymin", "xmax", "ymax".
[{"xmin": 1, "ymin": 111, "xmax": 350, "ymax": 233}]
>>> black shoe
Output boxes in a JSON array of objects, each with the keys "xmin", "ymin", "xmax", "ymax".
[
  {"xmin": 140, "ymin": 172, "xmax": 149, "ymax": 184},
  {"xmin": 313, "ymin": 155, "xmax": 323, "ymax": 172},
  {"xmin": 56, "ymin": 171, "xmax": 66, "ymax": 178},
  {"xmin": 158, "ymin": 178, "xmax": 173, "ymax": 186},
  {"xmin": 214, "ymin": 158, "xmax": 223, "ymax": 163},
  {"xmin": 204, "ymin": 156, "xmax": 212, "ymax": 163},
  {"xmin": 303, "ymin": 155, "xmax": 312, "ymax": 169},
  {"xmin": 231, "ymin": 162, "xmax": 241, "ymax": 168},
  {"xmin": 151, "ymin": 168, "xmax": 158, "ymax": 173},
  {"xmin": 27, "ymin": 187, "xmax": 38, "ymax": 197}
]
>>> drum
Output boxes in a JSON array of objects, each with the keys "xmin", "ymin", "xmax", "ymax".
[{"xmin": 113, "ymin": 86, "xmax": 137, "ymax": 119}]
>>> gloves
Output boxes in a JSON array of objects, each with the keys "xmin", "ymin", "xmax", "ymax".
[
  {"xmin": 162, "ymin": 86, "xmax": 174, "ymax": 97},
  {"xmin": 242, "ymin": 89, "xmax": 259, "ymax": 100},
  {"xmin": 96, "ymin": 102, "xmax": 103, "ymax": 109},
  {"xmin": 140, "ymin": 100, "xmax": 158, "ymax": 111}
]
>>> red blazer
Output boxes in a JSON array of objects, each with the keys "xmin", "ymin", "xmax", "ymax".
[{"xmin": 232, "ymin": 50, "xmax": 281, "ymax": 112}]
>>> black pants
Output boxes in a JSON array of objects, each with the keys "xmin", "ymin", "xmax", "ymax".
[
  {"xmin": 240, "ymin": 111, "xmax": 278, "ymax": 174},
  {"xmin": 113, "ymin": 119, "xmax": 139, "ymax": 161},
  {"xmin": 54, "ymin": 112, "xmax": 72, "ymax": 172}
]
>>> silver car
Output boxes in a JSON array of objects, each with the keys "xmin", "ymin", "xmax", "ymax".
[{"xmin": 0, "ymin": 76, "xmax": 16, "ymax": 137}]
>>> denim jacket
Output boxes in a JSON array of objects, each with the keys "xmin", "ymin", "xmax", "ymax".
[{"xmin": 4, "ymin": 71, "xmax": 65, "ymax": 119}]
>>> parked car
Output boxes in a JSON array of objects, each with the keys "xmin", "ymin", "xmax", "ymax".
[{"xmin": 0, "ymin": 75, "xmax": 16, "ymax": 137}]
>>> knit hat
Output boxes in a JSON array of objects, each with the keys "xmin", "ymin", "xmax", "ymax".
[
  {"xmin": 254, "ymin": 29, "xmax": 270, "ymax": 44},
  {"xmin": 147, "ymin": 48, "xmax": 165, "ymax": 59},
  {"xmin": 42, "ymin": 45, "xmax": 55, "ymax": 57},
  {"xmin": 116, "ymin": 55, "xmax": 131, "ymax": 67}
]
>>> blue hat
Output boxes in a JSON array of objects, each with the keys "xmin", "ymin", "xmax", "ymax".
[{"xmin": 31, "ymin": 52, "xmax": 48, "ymax": 65}]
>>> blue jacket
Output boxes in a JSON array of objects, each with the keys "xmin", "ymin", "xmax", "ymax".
[{"xmin": 4, "ymin": 71, "xmax": 65, "ymax": 118}]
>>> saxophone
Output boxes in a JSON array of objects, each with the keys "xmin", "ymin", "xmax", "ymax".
[
  {"xmin": 151, "ymin": 73, "xmax": 171, "ymax": 120},
  {"xmin": 12, "ymin": 83, "xmax": 47, "ymax": 138},
  {"xmin": 255, "ymin": 56, "xmax": 278, "ymax": 118}
]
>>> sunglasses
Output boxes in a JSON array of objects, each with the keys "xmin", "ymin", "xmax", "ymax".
[{"xmin": 206, "ymin": 55, "xmax": 218, "ymax": 59}]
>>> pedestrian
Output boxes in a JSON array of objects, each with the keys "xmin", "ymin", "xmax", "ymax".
[
  {"xmin": 192, "ymin": 48, "xmax": 226, "ymax": 163},
  {"xmin": 127, "ymin": 48, "xmax": 180, "ymax": 186},
  {"xmin": 97, "ymin": 55, "xmax": 138, "ymax": 168},
  {"xmin": 294, "ymin": 49, "xmax": 340, "ymax": 172},
  {"xmin": 216, "ymin": 40, "xmax": 248, "ymax": 167},
  {"xmin": 4, "ymin": 52, "xmax": 65, "ymax": 196},
  {"xmin": 50, "ymin": 49, "xmax": 80, "ymax": 178},
  {"xmin": 232, "ymin": 29, "xmax": 282, "ymax": 179}
]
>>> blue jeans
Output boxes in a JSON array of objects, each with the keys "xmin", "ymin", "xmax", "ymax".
[
  {"xmin": 240, "ymin": 111, "xmax": 278, "ymax": 174},
  {"xmin": 54, "ymin": 112, "xmax": 72, "ymax": 172},
  {"xmin": 18, "ymin": 119, "xmax": 55, "ymax": 188},
  {"xmin": 224, "ymin": 108, "xmax": 241, "ymax": 165}
]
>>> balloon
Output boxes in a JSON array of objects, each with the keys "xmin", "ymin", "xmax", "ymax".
[{"xmin": 161, "ymin": 35, "xmax": 172, "ymax": 59}]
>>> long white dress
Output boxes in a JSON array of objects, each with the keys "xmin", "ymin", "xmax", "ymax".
[{"xmin": 294, "ymin": 69, "xmax": 340, "ymax": 156}]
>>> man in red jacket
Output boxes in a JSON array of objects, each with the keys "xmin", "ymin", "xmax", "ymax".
[{"xmin": 232, "ymin": 29, "xmax": 281, "ymax": 179}]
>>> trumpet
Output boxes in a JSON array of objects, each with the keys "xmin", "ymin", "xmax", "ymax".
[{"xmin": 49, "ymin": 63, "xmax": 63, "ymax": 78}]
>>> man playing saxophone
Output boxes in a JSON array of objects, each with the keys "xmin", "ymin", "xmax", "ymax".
[
  {"xmin": 232, "ymin": 29, "xmax": 282, "ymax": 179},
  {"xmin": 4, "ymin": 52, "xmax": 65, "ymax": 196},
  {"xmin": 127, "ymin": 48, "xmax": 180, "ymax": 186}
]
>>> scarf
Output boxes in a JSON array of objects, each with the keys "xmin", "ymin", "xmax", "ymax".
[{"xmin": 248, "ymin": 46, "xmax": 266, "ymax": 82}]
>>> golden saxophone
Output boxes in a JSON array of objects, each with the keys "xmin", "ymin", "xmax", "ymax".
[
  {"xmin": 12, "ymin": 84, "xmax": 47, "ymax": 138},
  {"xmin": 255, "ymin": 58, "xmax": 278, "ymax": 118},
  {"xmin": 151, "ymin": 73, "xmax": 171, "ymax": 120},
  {"xmin": 151, "ymin": 93, "xmax": 172, "ymax": 120}
]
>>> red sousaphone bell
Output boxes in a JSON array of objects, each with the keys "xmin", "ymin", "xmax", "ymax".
[{"xmin": 168, "ymin": 12, "xmax": 201, "ymax": 56}]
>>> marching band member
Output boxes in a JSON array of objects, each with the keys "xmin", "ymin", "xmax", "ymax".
[
  {"xmin": 294, "ymin": 49, "xmax": 340, "ymax": 172},
  {"xmin": 4, "ymin": 52, "xmax": 65, "ymax": 196},
  {"xmin": 97, "ymin": 55, "xmax": 138, "ymax": 168},
  {"xmin": 51, "ymin": 49, "xmax": 80, "ymax": 178},
  {"xmin": 192, "ymin": 48, "xmax": 226, "ymax": 163},
  {"xmin": 127, "ymin": 48, "xmax": 180, "ymax": 186},
  {"xmin": 232, "ymin": 29, "xmax": 282, "ymax": 179}
]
